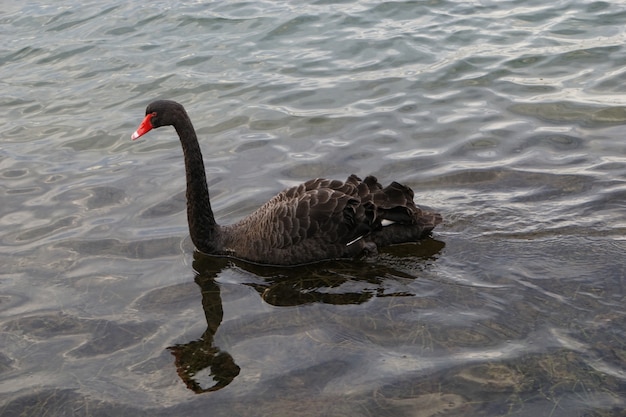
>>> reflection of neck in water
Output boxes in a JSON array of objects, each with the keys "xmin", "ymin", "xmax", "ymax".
[
  {"xmin": 169, "ymin": 240, "xmax": 444, "ymax": 393},
  {"xmin": 168, "ymin": 266, "xmax": 240, "ymax": 393}
]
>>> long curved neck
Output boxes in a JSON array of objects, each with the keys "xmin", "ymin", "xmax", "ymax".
[{"xmin": 173, "ymin": 113, "xmax": 220, "ymax": 253}]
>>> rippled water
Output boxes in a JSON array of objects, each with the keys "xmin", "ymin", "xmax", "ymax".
[{"xmin": 1, "ymin": 1, "xmax": 625, "ymax": 416}]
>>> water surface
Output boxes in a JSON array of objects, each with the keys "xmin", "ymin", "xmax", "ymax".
[{"xmin": 1, "ymin": 1, "xmax": 625, "ymax": 416}]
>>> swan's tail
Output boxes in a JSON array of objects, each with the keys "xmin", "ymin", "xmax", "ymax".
[
  {"xmin": 342, "ymin": 175, "xmax": 442, "ymax": 247},
  {"xmin": 370, "ymin": 209, "xmax": 442, "ymax": 247}
]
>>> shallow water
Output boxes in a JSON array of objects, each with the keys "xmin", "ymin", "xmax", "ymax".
[{"xmin": 1, "ymin": 0, "xmax": 625, "ymax": 416}]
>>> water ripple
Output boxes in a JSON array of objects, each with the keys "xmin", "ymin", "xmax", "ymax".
[{"xmin": 1, "ymin": 0, "xmax": 625, "ymax": 414}]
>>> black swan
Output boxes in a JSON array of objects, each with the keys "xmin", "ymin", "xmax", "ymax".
[{"xmin": 131, "ymin": 100, "xmax": 441, "ymax": 265}]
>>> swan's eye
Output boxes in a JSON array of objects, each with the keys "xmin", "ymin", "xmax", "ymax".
[{"xmin": 143, "ymin": 112, "xmax": 157, "ymax": 126}]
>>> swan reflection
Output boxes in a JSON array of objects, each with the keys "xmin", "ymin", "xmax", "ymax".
[{"xmin": 168, "ymin": 238, "xmax": 444, "ymax": 393}]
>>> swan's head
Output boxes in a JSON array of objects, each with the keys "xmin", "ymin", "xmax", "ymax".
[{"xmin": 131, "ymin": 100, "xmax": 186, "ymax": 140}]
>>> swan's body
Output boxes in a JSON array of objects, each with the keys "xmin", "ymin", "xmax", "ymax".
[{"xmin": 132, "ymin": 100, "xmax": 441, "ymax": 265}]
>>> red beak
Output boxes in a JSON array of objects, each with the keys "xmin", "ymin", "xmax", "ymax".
[{"xmin": 131, "ymin": 113, "xmax": 154, "ymax": 140}]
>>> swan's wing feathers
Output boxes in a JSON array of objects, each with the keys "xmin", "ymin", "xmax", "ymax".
[
  {"xmin": 283, "ymin": 175, "xmax": 431, "ymax": 246},
  {"xmin": 291, "ymin": 188, "xmax": 358, "ymax": 246},
  {"xmin": 356, "ymin": 176, "xmax": 417, "ymax": 223},
  {"xmin": 304, "ymin": 177, "xmax": 360, "ymax": 194},
  {"xmin": 368, "ymin": 181, "xmax": 420, "ymax": 224},
  {"xmin": 367, "ymin": 180, "xmax": 443, "ymax": 245},
  {"xmin": 265, "ymin": 177, "xmax": 364, "ymax": 248},
  {"xmin": 253, "ymin": 175, "xmax": 440, "ymax": 253}
]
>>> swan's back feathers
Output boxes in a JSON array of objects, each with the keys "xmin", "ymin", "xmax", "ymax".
[{"xmin": 220, "ymin": 175, "xmax": 441, "ymax": 265}]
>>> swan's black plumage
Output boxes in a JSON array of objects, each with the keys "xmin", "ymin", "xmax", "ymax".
[{"xmin": 132, "ymin": 100, "xmax": 441, "ymax": 265}]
